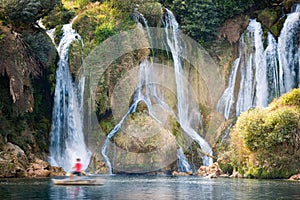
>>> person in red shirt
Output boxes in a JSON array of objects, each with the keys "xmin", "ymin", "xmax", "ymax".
[{"xmin": 70, "ymin": 158, "xmax": 82, "ymax": 179}]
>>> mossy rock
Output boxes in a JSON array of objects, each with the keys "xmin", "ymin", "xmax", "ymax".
[
  {"xmin": 54, "ymin": 25, "xmax": 64, "ymax": 45},
  {"xmin": 72, "ymin": 1, "xmax": 136, "ymax": 55},
  {"xmin": 107, "ymin": 109, "xmax": 178, "ymax": 173},
  {"xmin": 270, "ymin": 15, "xmax": 287, "ymax": 37},
  {"xmin": 69, "ymin": 39, "xmax": 84, "ymax": 81},
  {"xmin": 99, "ymin": 117, "xmax": 114, "ymax": 133},
  {"xmin": 137, "ymin": 2, "xmax": 163, "ymax": 26},
  {"xmin": 257, "ymin": 8, "xmax": 281, "ymax": 30}
]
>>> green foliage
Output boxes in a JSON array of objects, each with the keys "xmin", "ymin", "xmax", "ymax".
[
  {"xmin": 76, "ymin": 0, "xmax": 91, "ymax": 8},
  {"xmin": 222, "ymin": 89, "xmax": 300, "ymax": 178},
  {"xmin": 110, "ymin": 0, "xmax": 157, "ymax": 12},
  {"xmin": 42, "ymin": 3, "xmax": 75, "ymax": 29},
  {"xmin": 257, "ymin": 8, "xmax": 281, "ymax": 30},
  {"xmin": 235, "ymin": 108, "xmax": 266, "ymax": 151},
  {"xmin": 269, "ymin": 88, "xmax": 300, "ymax": 111},
  {"xmin": 171, "ymin": 0, "xmax": 255, "ymax": 45},
  {"xmin": 1, "ymin": 0, "xmax": 59, "ymax": 25},
  {"xmin": 0, "ymin": 27, "xmax": 56, "ymax": 156},
  {"xmin": 54, "ymin": 25, "xmax": 64, "ymax": 45},
  {"xmin": 0, "ymin": 33, "xmax": 5, "ymax": 40},
  {"xmin": 138, "ymin": 1, "xmax": 163, "ymax": 26},
  {"xmin": 22, "ymin": 29, "xmax": 57, "ymax": 69},
  {"xmin": 214, "ymin": 0, "xmax": 255, "ymax": 17},
  {"xmin": 236, "ymin": 107, "xmax": 299, "ymax": 152},
  {"xmin": 99, "ymin": 116, "xmax": 114, "ymax": 133},
  {"xmin": 264, "ymin": 108, "xmax": 299, "ymax": 147},
  {"xmin": 218, "ymin": 161, "xmax": 233, "ymax": 174},
  {"xmin": 72, "ymin": 0, "xmax": 135, "ymax": 55},
  {"xmin": 95, "ymin": 21, "xmax": 116, "ymax": 43}
]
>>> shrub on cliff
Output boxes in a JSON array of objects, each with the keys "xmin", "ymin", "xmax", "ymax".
[
  {"xmin": 171, "ymin": 0, "xmax": 255, "ymax": 45},
  {"xmin": 42, "ymin": 3, "xmax": 75, "ymax": 29},
  {"xmin": 0, "ymin": 0, "xmax": 59, "ymax": 25},
  {"xmin": 220, "ymin": 89, "xmax": 300, "ymax": 178}
]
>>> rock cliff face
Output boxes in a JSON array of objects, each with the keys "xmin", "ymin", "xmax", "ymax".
[
  {"xmin": 1, "ymin": 0, "xmax": 299, "ymax": 177},
  {"xmin": 0, "ymin": 19, "xmax": 58, "ymax": 177},
  {"xmin": 0, "ymin": 143, "xmax": 64, "ymax": 178}
]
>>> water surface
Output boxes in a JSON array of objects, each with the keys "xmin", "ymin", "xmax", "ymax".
[{"xmin": 0, "ymin": 175, "xmax": 299, "ymax": 199}]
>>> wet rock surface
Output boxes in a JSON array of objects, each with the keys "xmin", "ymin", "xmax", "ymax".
[{"xmin": 0, "ymin": 142, "xmax": 65, "ymax": 178}]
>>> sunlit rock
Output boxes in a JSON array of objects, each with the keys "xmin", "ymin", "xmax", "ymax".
[{"xmin": 289, "ymin": 174, "xmax": 300, "ymax": 181}]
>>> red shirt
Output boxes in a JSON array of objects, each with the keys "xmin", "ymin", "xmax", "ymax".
[{"xmin": 75, "ymin": 162, "xmax": 82, "ymax": 172}]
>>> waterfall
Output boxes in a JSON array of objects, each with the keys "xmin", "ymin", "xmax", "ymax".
[
  {"xmin": 218, "ymin": 4, "xmax": 300, "ymax": 119},
  {"xmin": 217, "ymin": 44, "xmax": 241, "ymax": 120},
  {"xmin": 278, "ymin": 4, "xmax": 300, "ymax": 93},
  {"xmin": 101, "ymin": 17, "xmax": 177, "ymax": 174},
  {"xmin": 177, "ymin": 146, "xmax": 191, "ymax": 172},
  {"xmin": 236, "ymin": 19, "xmax": 267, "ymax": 115},
  {"xmin": 102, "ymin": 10, "xmax": 214, "ymax": 174},
  {"xmin": 49, "ymin": 23, "xmax": 91, "ymax": 172},
  {"xmin": 253, "ymin": 21, "xmax": 268, "ymax": 107},
  {"xmin": 163, "ymin": 9, "xmax": 213, "ymax": 166},
  {"xmin": 265, "ymin": 33, "xmax": 280, "ymax": 101}
]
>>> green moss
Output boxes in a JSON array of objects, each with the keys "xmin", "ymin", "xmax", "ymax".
[
  {"xmin": 270, "ymin": 16, "xmax": 286, "ymax": 37},
  {"xmin": 99, "ymin": 117, "xmax": 114, "ymax": 133},
  {"xmin": 95, "ymin": 21, "xmax": 116, "ymax": 43},
  {"xmin": 138, "ymin": 2, "xmax": 163, "ymax": 26},
  {"xmin": 257, "ymin": 8, "xmax": 281, "ymax": 30},
  {"xmin": 42, "ymin": 3, "xmax": 75, "ymax": 29},
  {"xmin": 171, "ymin": 118, "xmax": 186, "ymax": 148},
  {"xmin": 218, "ymin": 162, "xmax": 233, "ymax": 174},
  {"xmin": 54, "ymin": 25, "xmax": 64, "ymax": 45},
  {"xmin": 69, "ymin": 39, "xmax": 84, "ymax": 80},
  {"xmin": 72, "ymin": 1, "xmax": 135, "ymax": 55},
  {"xmin": 0, "ymin": 33, "xmax": 5, "ymax": 40}
]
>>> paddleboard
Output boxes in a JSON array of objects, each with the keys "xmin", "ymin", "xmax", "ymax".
[{"xmin": 52, "ymin": 178, "xmax": 102, "ymax": 185}]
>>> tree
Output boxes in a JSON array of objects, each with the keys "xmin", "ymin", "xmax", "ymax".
[
  {"xmin": 0, "ymin": 0, "xmax": 59, "ymax": 25},
  {"xmin": 171, "ymin": 0, "xmax": 255, "ymax": 44}
]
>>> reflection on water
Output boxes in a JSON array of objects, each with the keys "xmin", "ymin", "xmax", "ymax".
[{"xmin": 0, "ymin": 176, "xmax": 300, "ymax": 200}]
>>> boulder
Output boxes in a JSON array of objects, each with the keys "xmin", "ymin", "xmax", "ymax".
[
  {"xmin": 0, "ymin": 142, "xmax": 65, "ymax": 178},
  {"xmin": 172, "ymin": 171, "xmax": 193, "ymax": 176},
  {"xmin": 230, "ymin": 171, "xmax": 243, "ymax": 178},
  {"xmin": 26, "ymin": 158, "xmax": 65, "ymax": 177},
  {"xmin": 289, "ymin": 174, "xmax": 300, "ymax": 181},
  {"xmin": 87, "ymin": 152, "xmax": 109, "ymax": 174},
  {"xmin": 196, "ymin": 162, "xmax": 225, "ymax": 178},
  {"xmin": 0, "ymin": 142, "xmax": 29, "ymax": 178}
]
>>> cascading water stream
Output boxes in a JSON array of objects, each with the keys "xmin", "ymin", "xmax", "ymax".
[
  {"xmin": 253, "ymin": 21, "xmax": 268, "ymax": 107},
  {"xmin": 137, "ymin": 11, "xmax": 192, "ymax": 172},
  {"xmin": 48, "ymin": 23, "xmax": 91, "ymax": 172},
  {"xmin": 265, "ymin": 32, "xmax": 280, "ymax": 102},
  {"xmin": 137, "ymin": 15, "xmax": 192, "ymax": 171},
  {"xmin": 102, "ymin": 9, "xmax": 215, "ymax": 174},
  {"xmin": 236, "ymin": 19, "xmax": 267, "ymax": 115},
  {"xmin": 278, "ymin": 4, "xmax": 300, "ymax": 93},
  {"xmin": 217, "ymin": 42, "xmax": 242, "ymax": 120},
  {"xmin": 177, "ymin": 146, "xmax": 191, "ymax": 172},
  {"xmin": 101, "ymin": 18, "xmax": 177, "ymax": 174},
  {"xmin": 163, "ymin": 9, "xmax": 213, "ymax": 166},
  {"xmin": 218, "ymin": 4, "xmax": 300, "ymax": 119}
]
